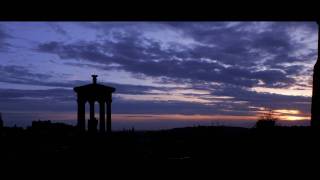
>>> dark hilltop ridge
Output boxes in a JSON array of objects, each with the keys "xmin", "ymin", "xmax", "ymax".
[{"xmin": 1, "ymin": 121, "xmax": 320, "ymax": 165}]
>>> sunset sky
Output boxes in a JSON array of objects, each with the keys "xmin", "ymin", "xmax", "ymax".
[{"xmin": 0, "ymin": 22, "xmax": 318, "ymax": 130}]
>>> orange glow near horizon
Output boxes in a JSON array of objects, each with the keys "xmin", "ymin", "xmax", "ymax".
[
  {"xmin": 116, "ymin": 113, "xmax": 310, "ymax": 122},
  {"xmin": 9, "ymin": 108, "xmax": 309, "ymax": 123},
  {"xmin": 255, "ymin": 108, "xmax": 310, "ymax": 121},
  {"xmin": 251, "ymin": 86, "xmax": 312, "ymax": 97},
  {"xmin": 279, "ymin": 115, "xmax": 309, "ymax": 121},
  {"xmin": 112, "ymin": 114, "xmax": 258, "ymax": 122},
  {"xmin": 274, "ymin": 109, "xmax": 301, "ymax": 115}
]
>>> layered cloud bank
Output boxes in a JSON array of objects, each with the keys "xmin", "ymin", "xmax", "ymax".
[{"xmin": 0, "ymin": 22, "xmax": 317, "ymax": 128}]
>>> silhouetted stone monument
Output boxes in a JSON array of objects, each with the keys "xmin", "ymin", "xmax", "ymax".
[
  {"xmin": 311, "ymin": 21, "xmax": 320, "ymax": 128},
  {"xmin": 74, "ymin": 75, "xmax": 115, "ymax": 133}
]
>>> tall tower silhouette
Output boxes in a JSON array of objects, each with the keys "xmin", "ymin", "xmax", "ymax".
[
  {"xmin": 311, "ymin": 21, "xmax": 320, "ymax": 128},
  {"xmin": 0, "ymin": 112, "xmax": 3, "ymax": 129}
]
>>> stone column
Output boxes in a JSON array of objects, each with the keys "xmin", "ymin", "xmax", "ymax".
[
  {"xmin": 99, "ymin": 100, "xmax": 106, "ymax": 133},
  {"xmin": 106, "ymin": 101, "xmax": 112, "ymax": 133},
  {"xmin": 77, "ymin": 99, "xmax": 86, "ymax": 131},
  {"xmin": 89, "ymin": 100, "xmax": 95, "ymax": 121},
  {"xmin": 88, "ymin": 100, "xmax": 98, "ymax": 133}
]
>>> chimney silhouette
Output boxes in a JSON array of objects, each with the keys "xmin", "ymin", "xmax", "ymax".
[
  {"xmin": 311, "ymin": 21, "xmax": 320, "ymax": 128},
  {"xmin": 92, "ymin": 75, "xmax": 98, "ymax": 84}
]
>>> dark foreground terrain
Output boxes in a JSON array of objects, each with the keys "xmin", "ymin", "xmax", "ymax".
[{"xmin": 2, "ymin": 125, "xmax": 320, "ymax": 167}]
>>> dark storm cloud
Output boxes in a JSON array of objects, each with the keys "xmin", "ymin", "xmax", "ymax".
[
  {"xmin": 253, "ymin": 69, "xmax": 295, "ymax": 87},
  {"xmin": 0, "ymin": 88, "xmax": 74, "ymax": 112},
  {"xmin": 0, "ymin": 62, "xmax": 178, "ymax": 100},
  {"xmin": 271, "ymin": 64, "xmax": 306, "ymax": 75},
  {"xmin": 37, "ymin": 28, "xmax": 298, "ymax": 89},
  {"xmin": 0, "ymin": 65, "xmax": 52, "ymax": 85},
  {"xmin": 0, "ymin": 22, "xmax": 315, "ymax": 129},
  {"xmin": 0, "ymin": 25, "xmax": 12, "ymax": 50},
  {"xmin": 0, "ymin": 88, "xmax": 73, "ymax": 102},
  {"xmin": 47, "ymin": 23, "xmax": 69, "ymax": 37},
  {"xmin": 0, "ymin": 64, "xmax": 170, "ymax": 96},
  {"xmin": 31, "ymin": 22, "xmax": 318, "ymax": 116},
  {"xmin": 38, "ymin": 41, "xmax": 112, "ymax": 63},
  {"xmin": 164, "ymin": 22, "xmax": 317, "ymax": 70}
]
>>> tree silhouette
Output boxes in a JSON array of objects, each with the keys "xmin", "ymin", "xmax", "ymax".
[{"xmin": 256, "ymin": 109, "xmax": 278, "ymax": 128}]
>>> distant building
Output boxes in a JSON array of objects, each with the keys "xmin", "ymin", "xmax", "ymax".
[{"xmin": 30, "ymin": 120, "xmax": 75, "ymax": 134}]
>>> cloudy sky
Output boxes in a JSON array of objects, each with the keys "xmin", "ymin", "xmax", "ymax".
[{"xmin": 0, "ymin": 22, "xmax": 318, "ymax": 130}]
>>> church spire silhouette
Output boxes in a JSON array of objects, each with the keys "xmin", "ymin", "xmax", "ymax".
[{"xmin": 311, "ymin": 21, "xmax": 320, "ymax": 128}]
